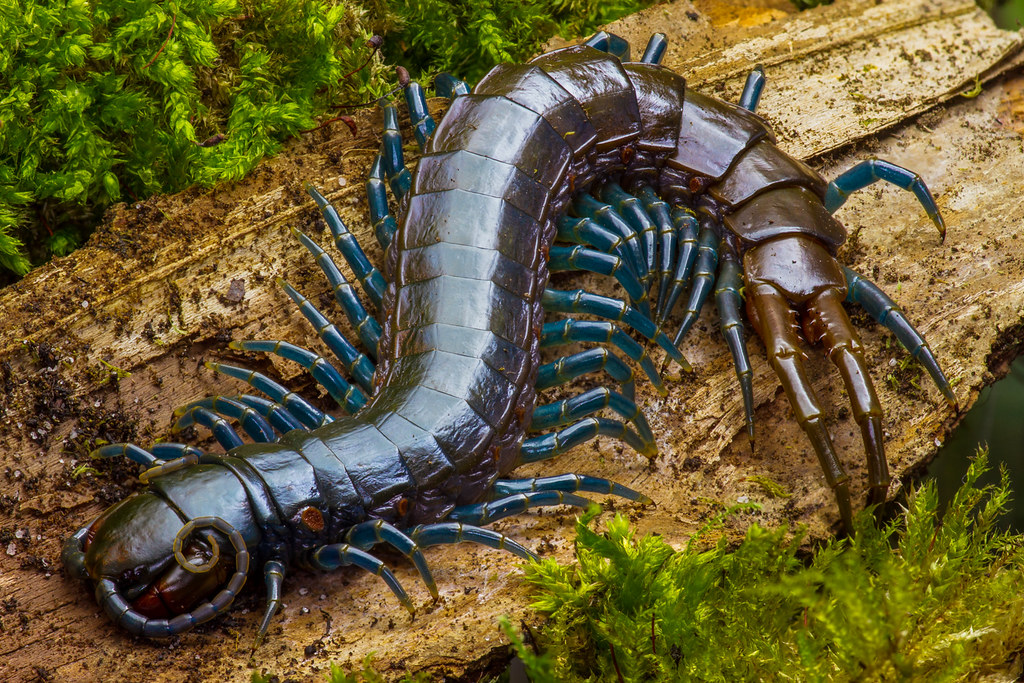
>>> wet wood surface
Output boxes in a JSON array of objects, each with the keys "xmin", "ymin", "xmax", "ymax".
[{"xmin": 2, "ymin": 0, "xmax": 1023, "ymax": 680}]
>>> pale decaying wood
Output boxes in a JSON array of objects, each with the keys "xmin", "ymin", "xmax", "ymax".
[{"xmin": 1, "ymin": 0, "xmax": 1023, "ymax": 680}]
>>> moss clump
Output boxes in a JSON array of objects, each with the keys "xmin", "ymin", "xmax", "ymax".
[
  {"xmin": 0, "ymin": 0, "xmax": 391, "ymax": 276},
  {"xmin": 512, "ymin": 450, "xmax": 1024, "ymax": 681},
  {"xmin": 1, "ymin": 0, "xmax": 659, "ymax": 279},
  {"xmin": 382, "ymin": 0, "xmax": 656, "ymax": 85}
]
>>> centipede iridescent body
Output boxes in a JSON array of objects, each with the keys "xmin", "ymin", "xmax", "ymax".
[{"xmin": 62, "ymin": 32, "xmax": 955, "ymax": 643}]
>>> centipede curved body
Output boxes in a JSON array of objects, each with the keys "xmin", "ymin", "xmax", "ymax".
[{"xmin": 62, "ymin": 32, "xmax": 954, "ymax": 642}]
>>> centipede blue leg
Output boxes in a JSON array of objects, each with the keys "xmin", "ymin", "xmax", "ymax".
[
  {"xmin": 537, "ymin": 347, "xmax": 637, "ymax": 401},
  {"xmin": 172, "ymin": 406, "xmax": 245, "ymax": 451},
  {"xmin": 540, "ymin": 319, "xmax": 664, "ymax": 395},
  {"xmin": 309, "ymin": 544, "xmax": 414, "ymax": 614},
  {"xmin": 291, "ymin": 226, "xmax": 382, "ymax": 358},
  {"xmin": 447, "ymin": 491, "xmax": 592, "ymax": 526},
  {"xmin": 434, "ymin": 73, "xmax": 471, "ymax": 98},
  {"xmin": 151, "ymin": 443, "xmax": 205, "ymax": 460},
  {"xmin": 825, "ymin": 159, "xmax": 945, "ymax": 239},
  {"xmin": 556, "ymin": 215, "xmax": 642, "ymax": 287},
  {"xmin": 92, "ymin": 444, "xmax": 203, "ymax": 475},
  {"xmin": 659, "ymin": 209, "xmax": 699, "ymax": 323},
  {"xmin": 277, "ymin": 274, "xmax": 377, "ymax": 389},
  {"xmin": 306, "ymin": 184, "xmax": 387, "ymax": 310},
  {"xmin": 379, "ymin": 99, "xmax": 413, "ymax": 202},
  {"xmin": 671, "ymin": 220, "xmax": 720, "ymax": 347},
  {"xmin": 542, "ymin": 288, "xmax": 690, "ymax": 370},
  {"xmin": 408, "ymin": 522, "xmax": 537, "ymax": 562},
  {"xmin": 92, "ymin": 443, "xmax": 162, "ymax": 467},
  {"xmin": 206, "ymin": 362, "xmax": 333, "ymax": 429},
  {"xmin": 173, "ymin": 397, "xmax": 276, "ymax": 443},
  {"xmin": 531, "ymin": 387, "xmax": 655, "ymax": 451},
  {"xmin": 844, "ymin": 267, "xmax": 956, "ymax": 405},
  {"xmin": 599, "ymin": 182, "xmax": 658, "ymax": 291},
  {"xmin": 519, "ymin": 416, "xmax": 654, "ymax": 463},
  {"xmin": 548, "ymin": 244, "xmax": 648, "ymax": 312},
  {"xmin": 635, "ymin": 186, "xmax": 676, "ymax": 317},
  {"xmin": 229, "ymin": 340, "xmax": 368, "ymax": 414},
  {"xmin": 345, "ymin": 520, "xmax": 439, "ymax": 599},
  {"xmin": 235, "ymin": 395, "xmax": 305, "ymax": 434},
  {"xmin": 367, "ymin": 153, "xmax": 399, "ymax": 251},
  {"xmin": 640, "ymin": 32, "xmax": 668, "ymax": 65},
  {"xmin": 572, "ymin": 194, "xmax": 649, "ymax": 287},
  {"xmin": 738, "ymin": 65, "xmax": 766, "ymax": 112},
  {"xmin": 584, "ymin": 31, "xmax": 630, "ymax": 61},
  {"xmin": 715, "ymin": 251, "xmax": 755, "ymax": 441},
  {"xmin": 493, "ymin": 474, "xmax": 651, "ymax": 503},
  {"xmin": 254, "ymin": 560, "xmax": 286, "ymax": 650},
  {"xmin": 402, "ymin": 78, "xmax": 436, "ymax": 151}
]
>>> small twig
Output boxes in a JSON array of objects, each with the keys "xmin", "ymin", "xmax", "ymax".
[
  {"xmin": 143, "ymin": 12, "xmax": 177, "ymax": 70},
  {"xmin": 340, "ymin": 35, "xmax": 384, "ymax": 82},
  {"xmin": 651, "ymin": 611, "xmax": 657, "ymax": 655},
  {"xmin": 609, "ymin": 643, "xmax": 626, "ymax": 683},
  {"xmin": 302, "ymin": 115, "xmax": 357, "ymax": 136}
]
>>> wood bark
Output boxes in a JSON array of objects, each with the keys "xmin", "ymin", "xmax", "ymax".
[{"xmin": 1, "ymin": 0, "xmax": 1022, "ymax": 680}]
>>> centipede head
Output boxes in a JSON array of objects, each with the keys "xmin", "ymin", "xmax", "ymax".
[{"xmin": 63, "ymin": 492, "xmax": 249, "ymax": 637}]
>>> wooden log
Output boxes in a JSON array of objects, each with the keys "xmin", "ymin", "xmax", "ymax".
[{"xmin": 1, "ymin": 0, "xmax": 1022, "ymax": 679}]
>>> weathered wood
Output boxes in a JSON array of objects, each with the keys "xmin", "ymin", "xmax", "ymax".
[{"xmin": 2, "ymin": 0, "xmax": 1022, "ymax": 680}]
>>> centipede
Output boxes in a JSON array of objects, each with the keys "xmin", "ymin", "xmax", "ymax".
[{"xmin": 62, "ymin": 31, "xmax": 954, "ymax": 644}]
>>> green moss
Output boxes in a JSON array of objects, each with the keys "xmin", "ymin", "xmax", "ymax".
[
  {"xmin": 382, "ymin": 0, "xmax": 655, "ymax": 85},
  {"xmin": 511, "ymin": 450, "xmax": 1024, "ymax": 681},
  {"xmin": 0, "ymin": 0, "xmax": 391, "ymax": 276},
  {"xmin": 1, "ymin": 0, "xmax": 657, "ymax": 278}
]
